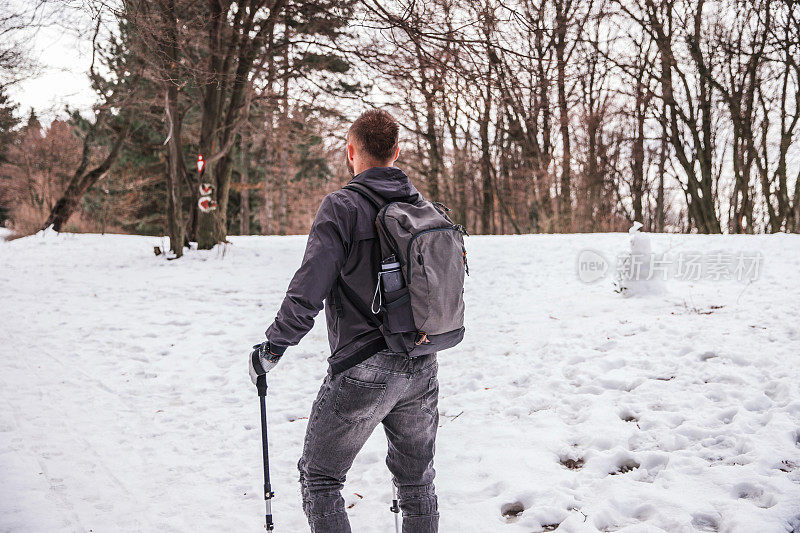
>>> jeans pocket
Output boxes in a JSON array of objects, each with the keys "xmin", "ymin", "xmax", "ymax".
[
  {"xmin": 333, "ymin": 376, "xmax": 387, "ymax": 424},
  {"xmin": 421, "ymin": 376, "xmax": 439, "ymax": 415}
]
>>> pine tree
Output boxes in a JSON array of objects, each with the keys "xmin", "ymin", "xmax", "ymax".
[{"xmin": 0, "ymin": 88, "xmax": 20, "ymax": 164}]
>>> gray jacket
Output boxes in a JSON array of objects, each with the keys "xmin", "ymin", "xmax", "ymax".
[{"xmin": 265, "ymin": 166, "xmax": 420, "ymax": 373}]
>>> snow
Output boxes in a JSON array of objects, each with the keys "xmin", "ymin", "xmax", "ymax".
[{"xmin": 1, "ymin": 230, "xmax": 799, "ymax": 532}]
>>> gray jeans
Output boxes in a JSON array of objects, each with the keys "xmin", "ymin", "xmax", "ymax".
[{"xmin": 298, "ymin": 349, "xmax": 439, "ymax": 532}]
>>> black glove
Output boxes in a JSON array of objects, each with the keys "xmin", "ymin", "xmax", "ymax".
[{"xmin": 249, "ymin": 341, "xmax": 284, "ymax": 386}]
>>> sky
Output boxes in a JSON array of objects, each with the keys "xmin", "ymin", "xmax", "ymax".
[{"xmin": 7, "ymin": 3, "xmax": 96, "ymax": 122}]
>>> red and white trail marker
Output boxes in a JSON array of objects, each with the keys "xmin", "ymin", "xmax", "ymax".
[{"xmin": 198, "ymin": 197, "xmax": 217, "ymax": 213}]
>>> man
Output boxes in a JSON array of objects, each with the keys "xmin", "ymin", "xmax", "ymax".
[{"xmin": 249, "ymin": 109, "xmax": 440, "ymax": 532}]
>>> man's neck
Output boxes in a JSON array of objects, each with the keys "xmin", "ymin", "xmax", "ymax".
[{"xmin": 354, "ymin": 163, "xmax": 394, "ymax": 175}]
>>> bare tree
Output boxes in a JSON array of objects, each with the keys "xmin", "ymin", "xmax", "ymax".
[
  {"xmin": 42, "ymin": 13, "xmax": 141, "ymax": 233},
  {"xmin": 157, "ymin": 0, "xmax": 187, "ymax": 256},
  {"xmin": 41, "ymin": 0, "xmax": 797, "ymax": 238},
  {"xmin": 771, "ymin": 0, "xmax": 800, "ymax": 232},
  {"xmin": 194, "ymin": 0, "xmax": 286, "ymax": 248}
]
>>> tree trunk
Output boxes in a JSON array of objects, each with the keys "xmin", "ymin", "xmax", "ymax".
[
  {"xmin": 164, "ymin": 87, "xmax": 185, "ymax": 257},
  {"xmin": 240, "ymin": 136, "xmax": 250, "ymax": 235},
  {"xmin": 442, "ymin": 97, "xmax": 468, "ymax": 228},
  {"xmin": 195, "ymin": 0, "xmax": 286, "ymax": 248},
  {"xmin": 262, "ymin": 116, "xmax": 275, "ymax": 234},
  {"xmin": 160, "ymin": 0, "xmax": 185, "ymax": 257},
  {"xmin": 195, "ymin": 0, "xmax": 225, "ymax": 249},
  {"xmin": 555, "ymin": 0, "xmax": 572, "ymax": 232},
  {"xmin": 792, "ymin": 168, "xmax": 800, "ymax": 233},
  {"xmin": 424, "ymin": 96, "xmax": 442, "ymax": 201},
  {"xmin": 42, "ymin": 121, "xmax": 131, "ymax": 232},
  {"xmin": 260, "ymin": 21, "xmax": 276, "ymax": 235},
  {"xmin": 655, "ymin": 123, "xmax": 667, "ymax": 232},
  {"xmin": 277, "ymin": 40, "xmax": 289, "ymax": 235},
  {"xmin": 479, "ymin": 76, "xmax": 494, "ymax": 234},
  {"xmin": 535, "ymin": 20, "xmax": 553, "ymax": 233},
  {"xmin": 646, "ymin": 0, "xmax": 720, "ymax": 233},
  {"xmin": 479, "ymin": 11, "xmax": 495, "ymax": 235},
  {"xmin": 631, "ymin": 89, "xmax": 646, "ymax": 225}
]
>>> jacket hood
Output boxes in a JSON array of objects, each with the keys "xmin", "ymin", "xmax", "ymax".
[{"xmin": 349, "ymin": 167, "xmax": 420, "ymax": 202}]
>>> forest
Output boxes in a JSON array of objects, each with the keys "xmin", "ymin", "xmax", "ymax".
[{"xmin": 0, "ymin": 0, "xmax": 798, "ymax": 257}]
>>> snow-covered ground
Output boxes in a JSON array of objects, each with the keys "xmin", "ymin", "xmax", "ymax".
[{"xmin": 1, "ymin": 231, "xmax": 799, "ymax": 532}]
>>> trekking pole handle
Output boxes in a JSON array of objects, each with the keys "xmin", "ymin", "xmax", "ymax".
[{"xmin": 256, "ymin": 374, "xmax": 267, "ymax": 397}]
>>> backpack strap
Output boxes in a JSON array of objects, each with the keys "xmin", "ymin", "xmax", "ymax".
[
  {"xmin": 337, "ymin": 275, "xmax": 382, "ymax": 328},
  {"xmin": 342, "ymin": 183, "xmax": 388, "ymax": 210},
  {"xmin": 334, "ymin": 182, "xmax": 386, "ymax": 329}
]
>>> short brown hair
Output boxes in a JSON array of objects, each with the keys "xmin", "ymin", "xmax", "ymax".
[{"xmin": 348, "ymin": 109, "xmax": 399, "ymax": 163}]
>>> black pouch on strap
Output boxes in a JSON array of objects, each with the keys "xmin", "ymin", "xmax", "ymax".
[{"xmin": 382, "ymin": 287, "xmax": 415, "ymax": 333}]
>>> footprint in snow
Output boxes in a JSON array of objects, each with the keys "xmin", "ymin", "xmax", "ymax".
[
  {"xmin": 482, "ymin": 481, "xmax": 507, "ymax": 498},
  {"xmin": 732, "ymin": 482, "xmax": 776, "ymax": 508},
  {"xmin": 743, "ymin": 394, "xmax": 772, "ymax": 412},
  {"xmin": 560, "ymin": 409, "xmax": 591, "ymax": 425},
  {"xmin": 610, "ymin": 458, "xmax": 640, "ymax": 475},
  {"xmin": 500, "ymin": 501, "xmax": 525, "ymax": 523},
  {"xmin": 716, "ymin": 408, "xmax": 737, "ymax": 424},
  {"xmin": 596, "ymin": 340, "xmax": 617, "ymax": 352},
  {"xmin": 632, "ymin": 503, "xmax": 658, "ymax": 521},
  {"xmin": 691, "ymin": 513, "xmax": 719, "ymax": 532},
  {"xmin": 698, "ymin": 351, "xmax": 718, "ymax": 361},
  {"xmin": 559, "ymin": 455, "xmax": 584, "ymax": 470}
]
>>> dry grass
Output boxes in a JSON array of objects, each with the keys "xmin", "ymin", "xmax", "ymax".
[{"xmin": 3, "ymin": 203, "xmax": 122, "ymax": 239}]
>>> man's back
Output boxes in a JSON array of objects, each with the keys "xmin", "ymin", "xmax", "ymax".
[{"xmin": 265, "ymin": 166, "xmax": 422, "ymax": 374}]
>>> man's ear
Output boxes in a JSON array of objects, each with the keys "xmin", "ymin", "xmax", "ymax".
[
  {"xmin": 347, "ymin": 142, "xmax": 356, "ymax": 162},
  {"xmin": 391, "ymin": 145, "xmax": 400, "ymax": 163}
]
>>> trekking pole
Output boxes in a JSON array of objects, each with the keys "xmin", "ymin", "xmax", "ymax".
[
  {"xmin": 390, "ymin": 482, "xmax": 400, "ymax": 533},
  {"xmin": 257, "ymin": 374, "xmax": 275, "ymax": 530}
]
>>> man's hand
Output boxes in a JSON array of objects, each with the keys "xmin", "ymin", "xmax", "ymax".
[{"xmin": 249, "ymin": 341, "xmax": 284, "ymax": 386}]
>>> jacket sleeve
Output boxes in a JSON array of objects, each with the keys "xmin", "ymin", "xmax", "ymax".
[{"xmin": 264, "ymin": 192, "xmax": 354, "ymax": 352}]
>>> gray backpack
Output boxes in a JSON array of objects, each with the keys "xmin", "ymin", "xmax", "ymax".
[{"xmin": 343, "ymin": 182, "xmax": 468, "ymax": 356}]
